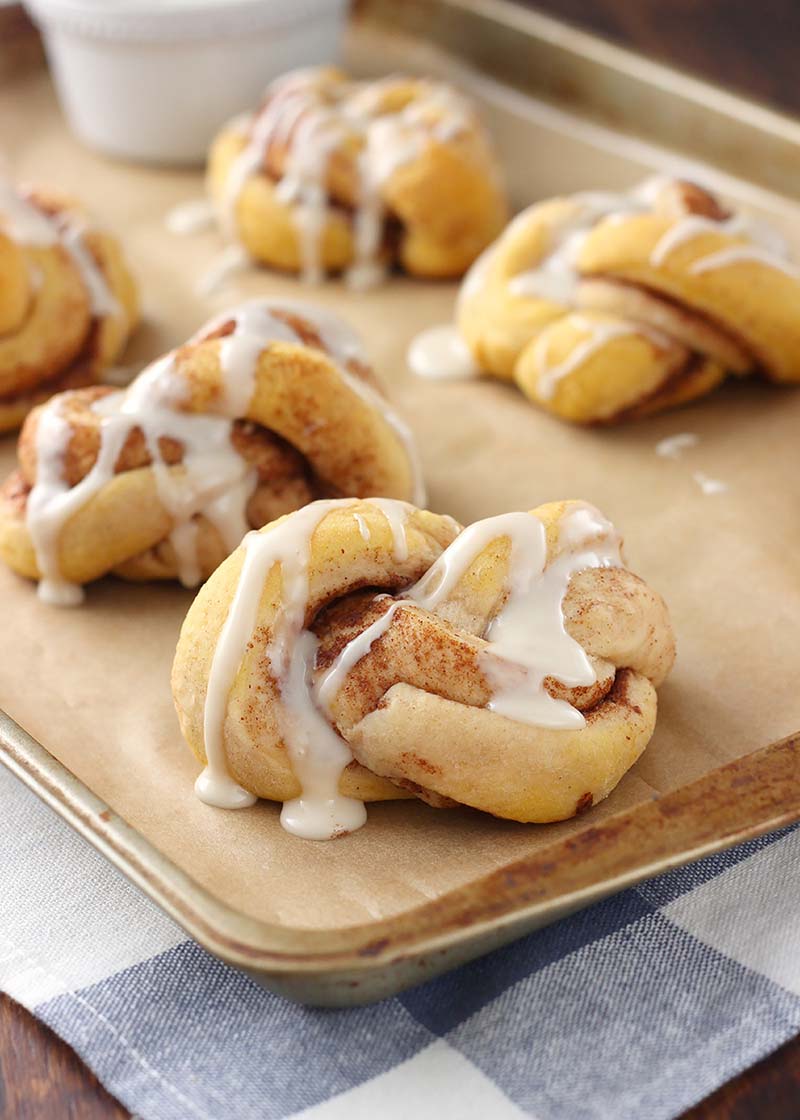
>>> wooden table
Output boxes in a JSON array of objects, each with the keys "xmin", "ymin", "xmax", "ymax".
[{"xmin": 3, "ymin": 1, "xmax": 800, "ymax": 1116}]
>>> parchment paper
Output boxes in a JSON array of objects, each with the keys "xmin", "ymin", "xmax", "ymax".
[{"xmin": 1, "ymin": 25, "xmax": 799, "ymax": 931}]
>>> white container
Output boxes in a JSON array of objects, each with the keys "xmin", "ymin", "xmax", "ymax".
[{"xmin": 23, "ymin": 0, "xmax": 349, "ymax": 165}]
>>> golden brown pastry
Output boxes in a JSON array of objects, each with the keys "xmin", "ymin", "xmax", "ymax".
[
  {"xmin": 413, "ymin": 178, "xmax": 800, "ymax": 422},
  {"xmin": 0, "ymin": 181, "xmax": 138, "ymax": 432},
  {"xmin": 172, "ymin": 498, "xmax": 674, "ymax": 839},
  {"xmin": 208, "ymin": 67, "xmax": 508, "ymax": 286},
  {"xmin": 0, "ymin": 300, "xmax": 423, "ymax": 605}
]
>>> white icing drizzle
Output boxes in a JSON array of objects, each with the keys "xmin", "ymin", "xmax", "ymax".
[
  {"xmin": 58, "ymin": 221, "xmax": 120, "ymax": 317},
  {"xmin": 201, "ymin": 298, "xmax": 426, "ymax": 506},
  {"xmin": 655, "ymin": 432, "xmax": 698, "ymax": 459},
  {"xmin": 477, "ymin": 179, "xmax": 794, "ymax": 314},
  {"xmin": 650, "ymin": 215, "xmax": 731, "ymax": 267},
  {"xmin": 274, "ymin": 110, "xmax": 341, "ymax": 285},
  {"xmin": 164, "ymin": 198, "xmax": 217, "ymax": 235},
  {"xmin": 320, "ymin": 503, "xmax": 621, "ymax": 731},
  {"xmin": 28, "ymin": 354, "xmax": 257, "ymax": 603},
  {"xmin": 693, "ymin": 470, "xmax": 728, "ymax": 495},
  {"xmin": 220, "ymin": 68, "xmax": 476, "ymax": 287},
  {"xmin": 404, "ymin": 503, "xmax": 622, "ymax": 728},
  {"xmin": 458, "ymin": 243, "xmax": 497, "ymax": 309},
  {"xmin": 508, "ymin": 191, "xmax": 647, "ymax": 305},
  {"xmin": 407, "ymin": 325, "xmax": 480, "ymax": 381},
  {"xmin": 689, "ymin": 245, "xmax": 800, "ymax": 278},
  {"xmin": 202, "ymin": 301, "xmax": 311, "ymax": 415},
  {"xmin": 27, "ymin": 397, "xmax": 133, "ymax": 606},
  {"xmin": 0, "ymin": 182, "xmax": 119, "ymax": 318},
  {"xmin": 313, "ymin": 594, "xmax": 401, "ymax": 716},
  {"xmin": 353, "ymin": 512, "xmax": 371, "ymax": 542},
  {"xmin": 532, "ymin": 316, "xmax": 642, "ymax": 400},
  {"xmin": 366, "ymin": 497, "xmax": 412, "ymax": 562},
  {"xmin": 196, "ymin": 498, "xmax": 366, "ymax": 836},
  {"xmin": 650, "ymin": 209, "xmax": 795, "ymax": 276}
]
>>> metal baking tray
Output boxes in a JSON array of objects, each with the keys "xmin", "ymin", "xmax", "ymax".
[{"xmin": 2, "ymin": 0, "xmax": 800, "ymax": 1006}]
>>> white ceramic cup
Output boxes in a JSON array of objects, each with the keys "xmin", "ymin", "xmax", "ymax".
[{"xmin": 23, "ymin": 0, "xmax": 349, "ymax": 165}]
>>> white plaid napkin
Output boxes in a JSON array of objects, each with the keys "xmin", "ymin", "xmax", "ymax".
[{"xmin": 1, "ymin": 763, "xmax": 798, "ymax": 1120}]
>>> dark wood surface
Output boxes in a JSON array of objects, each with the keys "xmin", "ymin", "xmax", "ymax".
[
  {"xmin": 0, "ymin": 995, "xmax": 126, "ymax": 1120},
  {"xmin": 527, "ymin": 0, "xmax": 800, "ymax": 116},
  {"xmin": 3, "ymin": 1, "xmax": 800, "ymax": 1118}
]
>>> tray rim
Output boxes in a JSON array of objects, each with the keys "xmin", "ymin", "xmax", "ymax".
[
  {"xmin": 365, "ymin": 0, "xmax": 800, "ymax": 200},
  {"xmin": 2, "ymin": 710, "xmax": 799, "ymax": 1006},
  {"xmin": 3, "ymin": 0, "xmax": 800, "ymax": 1006}
]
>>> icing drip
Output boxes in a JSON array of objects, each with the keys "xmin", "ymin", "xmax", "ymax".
[
  {"xmin": 353, "ymin": 512, "xmax": 371, "ymax": 542},
  {"xmin": 28, "ymin": 355, "xmax": 257, "ymax": 602},
  {"xmin": 221, "ymin": 69, "xmax": 477, "ymax": 287},
  {"xmin": 347, "ymin": 147, "xmax": 386, "ymax": 291},
  {"xmin": 532, "ymin": 316, "xmax": 643, "ymax": 400},
  {"xmin": 313, "ymin": 594, "xmax": 401, "ymax": 716},
  {"xmin": 27, "ymin": 398, "xmax": 133, "ymax": 606},
  {"xmin": 689, "ymin": 245, "xmax": 800, "ymax": 277},
  {"xmin": 655, "ymin": 432, "xmax": 698, "ymax": 459},
  {"xmin": 0, "ymin": 182, "xmax": 120, "ymax": 318},
  {"xmin": 366, "ymin": 498, "xmax": 412, "ymax": 562},
  {"xmin": 196, "ymin": 499, "xmax": 366, "ymax": 836},
  {"xmin": 274, "ymin": 111, "xmax": 343, "ymax": 285},
  {"xmin": 58, "ymin": 221, "xmax": 120, "ymax": 318},
  {"xmin": 407, "ymin": 325, "xmax": 480, "ymax": 381},
  {"xmin": 650, "ymin": 210, "xmax": 794, "ymax": 275}
]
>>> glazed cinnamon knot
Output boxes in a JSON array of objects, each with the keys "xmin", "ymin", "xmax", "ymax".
[
  {"xmin": 208, "ymin": 66, "xmax": 509, "ymax": 286},
  {"xmin": 0, "ymin": 301, "xmax": 423, "ymax": 605},
  {"xmin": 172, "ymin": 498, "xmax": 675, "ymax": 840},
  {"xmin": 0, "ymin": 182, "xmax": 138, "ymax": 432},
  {"xmin": 456, "ymin": 178, "xmax": 800, "ymax": 422}
]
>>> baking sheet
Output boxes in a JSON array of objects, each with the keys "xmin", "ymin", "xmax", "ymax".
[{"xmin": 1, "ymin": 22, "xmax": 799, "ymax": 934}]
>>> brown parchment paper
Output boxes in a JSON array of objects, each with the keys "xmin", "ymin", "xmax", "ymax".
[{"xmin": 1, "ymin": 24, "xmax": 799, "ymax": 932}]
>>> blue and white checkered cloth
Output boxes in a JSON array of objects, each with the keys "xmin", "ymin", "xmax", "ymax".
[{"xmin": 2, "ymin": 764, "xmax": 799, "ymax": 1120}]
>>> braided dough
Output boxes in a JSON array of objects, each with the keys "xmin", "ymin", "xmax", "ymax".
[
  {"xmin": 172, "ymin": 498, "xmax": 674, "ymax": 839},
  {"xmin": 429, "ymin": 178, "xmax": 800, "ymax": 422},
  {"xmin": 0, "ymin": 301, "xmax": 423, "ymax": 605},
  {"xmin": 0, "ymin": 182, "xmax": 138, "ymax": 432},
  {"xmin": 208, "ymin": 67, "xmax": 508, "ymax": 286}
]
